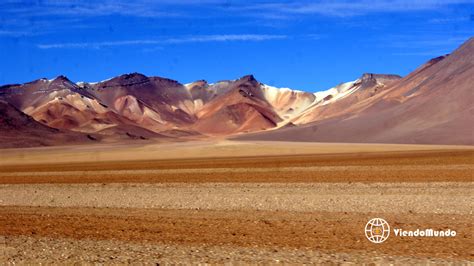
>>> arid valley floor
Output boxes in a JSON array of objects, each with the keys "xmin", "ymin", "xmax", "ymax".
[{"xmin": 0, "ymin": 141, "xmax": 472, "ymax": 264}]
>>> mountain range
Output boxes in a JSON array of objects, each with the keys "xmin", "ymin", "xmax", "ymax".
[{"xmin": 0, "ymin": 38, "xmax": 472, "ymax": 148}]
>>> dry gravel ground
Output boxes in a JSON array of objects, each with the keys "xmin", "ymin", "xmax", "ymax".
[
  {"xmin": 0, "ymin": 141, "xmax": 473, "ymax": 264},
  {"xmin": 0, "ymin": 182, "xmax": 472, "ymax": 214},
  {"xmin": 0, "ymin": 206, "xmax": 472, "ymax": 264},
  {"xmin": 1, "ymin": 140, "xmax": 472, "ymax": 167},
  {"xmin": 2, "ymin": 236, "xmax": 471, "ymax": 264}
]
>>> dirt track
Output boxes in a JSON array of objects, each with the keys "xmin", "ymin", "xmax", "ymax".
[{"xmin": 0, "ymin": 142, "xmax": 473, "ymax": 263}]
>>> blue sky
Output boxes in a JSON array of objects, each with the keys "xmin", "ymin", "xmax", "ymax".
[{"xmin": 0, "ymin": 0, "xmax": 473, "ymax": 92}]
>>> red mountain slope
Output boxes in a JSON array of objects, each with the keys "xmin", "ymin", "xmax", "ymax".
[{"xmin": 237, "ymin": 38, "xmax": 474, "ymax": 145}]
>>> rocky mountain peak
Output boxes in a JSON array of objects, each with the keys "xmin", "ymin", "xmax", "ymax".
[
  {"xmin": 52, "ymin": 75, "xmax": 74, "ymax": 83},
  {"xmin": 356, "ymin": 73, "xmax": 401, "ymax": 90},
  {"xmin": 239, "ymin": 75, "xmax": 257, "ymax": 83}
]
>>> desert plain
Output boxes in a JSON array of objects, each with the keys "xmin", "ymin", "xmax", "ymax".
[{"xmin": 0, "ymin": 140, "xmax": 472, "ymax": 264}]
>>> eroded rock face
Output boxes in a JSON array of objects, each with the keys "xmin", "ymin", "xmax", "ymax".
[
  {"xmin": 0, "ymin": 100, "xmax": 95, "ymax": 148},
  {"xmin": 2, "ymin": 69, "xmax": 401, "ymax": 138},
  {"xmin": 236, "ymin": 38, "xmax": 474, "ymax": 145},
  {"xmin": 292, "ymin": 73, "xmax": 401, "ymax": 125},
  {"xmin": 1, "ymin": 38, "xmax": 472, "ymax": 145},
  {"xmin": 260, "ymin": 84, "xmax": 316, "ymax": 121}
]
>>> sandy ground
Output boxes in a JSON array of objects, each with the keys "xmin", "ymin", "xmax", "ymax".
[
  {"xmin": 3, "ymin": 236, "xmax": 471, "ymax": 264},
  {"xmin": 0, "ymin": 141, "xmax": 473, "ymax": 264},
  {"xmin": 0, "ymin": 182, "xmax": 472, "ymax": 214},
  {"xmin": 1, "ymin": 140, "xmax": 472, "ymax": 166},
  {"xmin": 0, "ymin": 205, "xmax": 472, "ymax": 263}
]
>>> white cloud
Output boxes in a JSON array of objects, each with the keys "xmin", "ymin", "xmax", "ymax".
[
  {"xmin": 7, "ymin": 0, "xmax": 470, "ymax": 20},
  {"xmin": 37, "ymin": 34, "xmax": 288, "ymax": 49},
  {"xmin": 0, "ymin": 30, "xmax": 32, "ymax": 37},
  {"xmin": 378, "ymin": 34, "xmax": 472, "ymax": 56},
  {"xmin": 428, "ymin": 16, "xmax": 470, "ymax": 24},
  {"xmin": 392, "ymin": 50, "xmax": 450, "ymax": 56},
  {"xmin": 2, "ymin": 1, "xmax": 173, "ymax": 18},
  {"xmin": 232, "ymin": 0, "xmax": 474, "ymax": 17},
  {"xmin": 163, "ymin": 34, "xmax": 287, "ymax": 43}
]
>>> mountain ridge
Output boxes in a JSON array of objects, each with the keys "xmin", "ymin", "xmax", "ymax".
[
  {"xmin": 237, "ymin": 38, "xmax": 474, "ymax": 145},
  {"xmin": 1, "ymin": 38, "xmax": 472, "ymax": 147}
]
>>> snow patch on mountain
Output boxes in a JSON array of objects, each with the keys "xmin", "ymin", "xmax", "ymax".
[{"xmin": 314, "ymin": 79, "xmax": 359, "ymax": 106}]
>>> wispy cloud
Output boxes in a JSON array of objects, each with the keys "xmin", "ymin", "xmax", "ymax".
[
  {"xmin": 1, "ymin": 0, "xmax": 472, "ymax": 39},
  {"xmin": 384, "ymin": 35, "xmax": 471, "ymax": 48},
  {"xmin": 379, "ymin": 34, "xmax": 472, "ymax": 56},
  {"xmin": 392, "ymin": 50, "xmax": 450, "ymax": 56},
  {"xmin": 428, "ymin": 16, "xmax": 471, "ymax": 24},
  {"xmin": 0, "ymin": 30, "xmax": 34, "ymax": 37},
  {"xmin": 141, "ymin": 46, "xmax": 164, "ymax": 53},
  {"xmin": 5, "ymin": 0, "xmax": 470, "ymax": 21},
  {"xmin": 230, "ymin": 0, "xmax": 474, "ymax": 18},
  {"xmin": 0, "ymin": 16, "xmax": 98, "ymax": 37},
  {"xmin": 1, "ymin": 0, "xmax": 184, "ymax": 18},
  {"xmin": 37, "ymin": 34, "xmax": 288, "ymax": 49}
]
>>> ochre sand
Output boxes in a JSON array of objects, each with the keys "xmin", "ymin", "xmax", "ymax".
[{"xmin": 0, "ymin": 141, "xmax": 473, "ymax": 263}]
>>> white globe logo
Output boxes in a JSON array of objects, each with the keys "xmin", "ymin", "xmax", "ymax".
[{"xmin": 365, "ymin": 218, "xmax": 390, "ymax": 243}]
